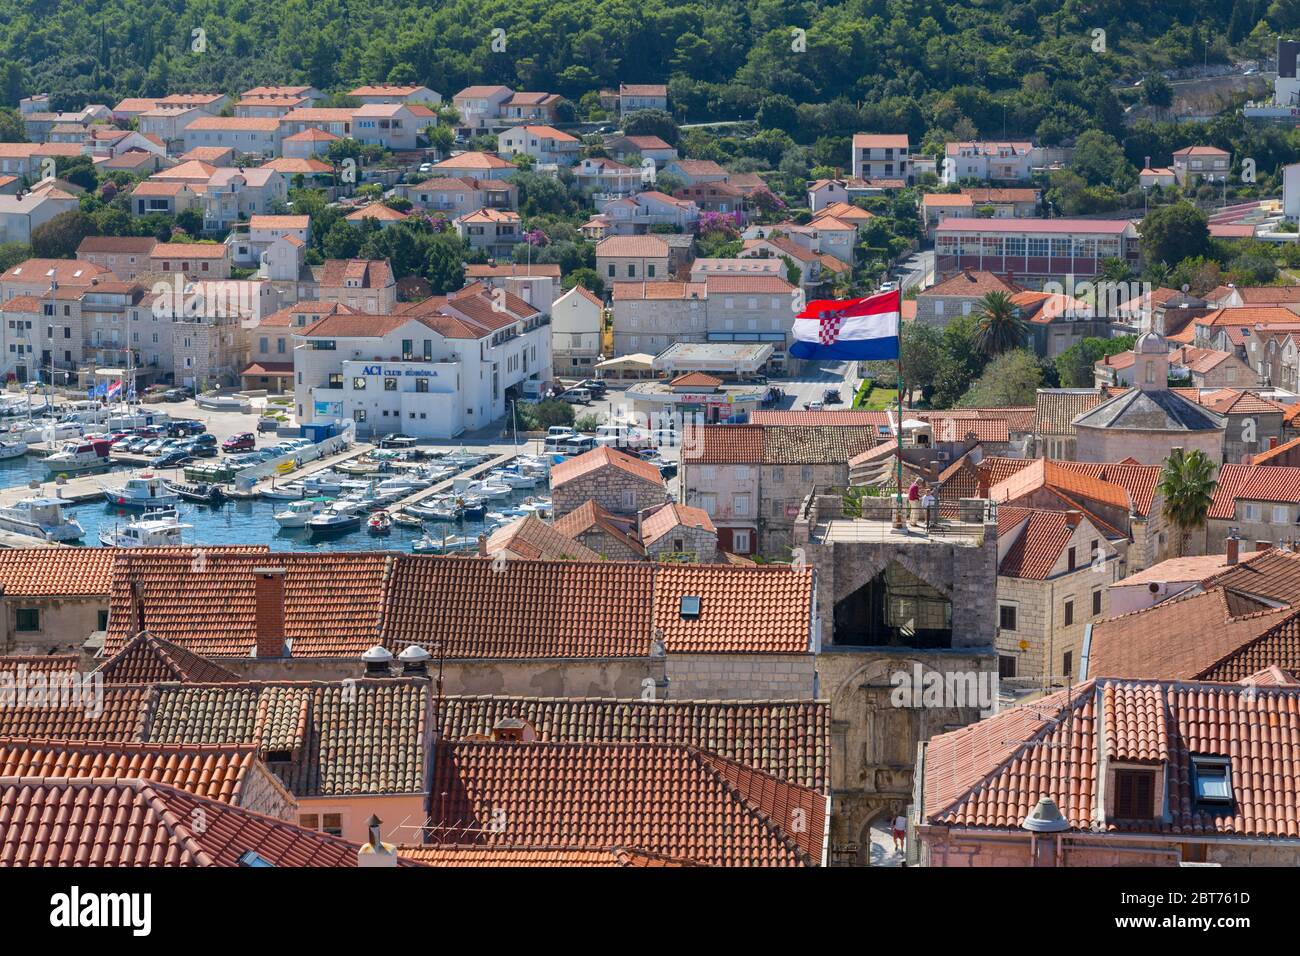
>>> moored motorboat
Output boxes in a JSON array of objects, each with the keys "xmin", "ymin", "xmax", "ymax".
[
  {"xmin": 412, "ymin": 533, "xmax": 477, "ymax": 554},
  {"xmin": 98, "ymin": 507, "xmax": 189, "ymax": 547},
  {"xmin": 166, "ymin": 480, "xmax": 225, "ymax": 505},
  {"xmin": 101, "ymin": 474, "xmax": 179, "ymax": 509},
  {"xmin": 0, "ymin": 438, "xmax": 27, "ymax": 459},
  {"xmin": 305, "ymin": 505, "xmax": 362, "ymax": 536},
  {"xmin": 367, "ymin": 512, "xmax": 393, "ymax": 534},
  {"xmin": 274, "ymin": 498, "xmax": 326, "ymax": 528},
  {"xmin": 0, "ymin": 496, "xmax": 84, "ymax": 541}
]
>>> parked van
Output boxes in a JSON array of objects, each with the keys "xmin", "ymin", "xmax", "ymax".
[
  {"xmin": 560, "ymin": 388, "xmax": 592, "ymax": 405},
  {"xmin": 561, "ymin": 435, "xmax": 596, "ymax": 454}
]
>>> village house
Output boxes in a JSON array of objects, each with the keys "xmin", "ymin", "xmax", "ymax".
[
  {"xmin": 598, "ymin": 191, "xmax": 699, "ymax": 236},
  {"xmin": 597, "ymin": 235, "xmax": 671, "ymax": 287},
  {"xmin": 181, "ymin": 116, "xmax": 283, "ymax": 157},
  {"xmin": 613, "ymin": 83, "xmax": 669, "ymax": 116},
  {"xmin": 75, "ymin": 236, "xmax": 159, "ymax": 281},
  {"xmin": 502, "ymin": 92, "xmax": 563, "ymax": 124},
  {"xmin": 550, "ymin": 284, "xmax": 604, "ymax": 378},
  {"xmin": 400, "ymin": 176, "xmax": 517, "ymax": 216},
  {"xmin": 279, "ymin": 108, "xmax": 354, "ymax": 139},
  {"xmin": 149, "ymin": 242, "xmax": 232, "ymax": 280},
  {"xmin": 919, "ymin": 193, "xmax": 973, "ymax": 238},
  {"xmin": 1171, "ymin": 145, "xmax": 1231, "ymax": 187},
  {"xmin": 352, "ymin": 103, "xmax": 420, "ymax": 150},
  {"xmin": 425, "ymin": 150, "xmax": 518, "ymax": 181},
  {"xmin": 959, "ymin": 186, "xmax": 1040, "ymax": 217},
  {"xmin": 309, "ymin": 258, "xmax": 397, "ymax": 314},
  {"xmin": 914, "ymin": 269, "xmax": 1019, "ymax": 327},
  {"xmin": 993, "ymin": 506, "xmax": 1120, "ymax": 688},
  {"xmin": 943, "ymin": 141, "xmax": 1037, "ymax": 182},
  {"xmin": 199, "ymin": 166, "xmax": 287, "ymax": 232},
  {"xmin": 452, "ymin": 85, "xmax": 514, "ymax": 131},
  {"xmin": 497, "ymin": 125, "xmax": 580, "ymax": 165},
  {"xmin": 574, "ymin": 157, "xmax": 640, "ymax": 197},
  {"xmin": 851, "ymin": 133, "xmax": 912, "ymax": 185},
  {"xmin": 550, "ymin": 446, "xmax": 669, "ymax": 518},
  {"xmin": 916, "ymin": 675, "xmax": 1300, "ymax": 866},
  {"xmin": 0, "ymin": 189, "xmax": 80, "ymax": 245},
  {"xmin": 604, "ymin": 134, "xmax": 678, "ymax": 165},
  {"xmin": 453, "ymin": 208, "xmax": 522, "ymax": 258},
  {"xmin": 349, "ymin": 84, "xmax": 441, "ymax": 106}
]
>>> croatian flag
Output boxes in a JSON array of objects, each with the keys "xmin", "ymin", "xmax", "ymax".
[
  {"xmin": 106, "ymin": 380, "xmax": 123, "ymax": 400},
  {"xmin": 790, "ymin": 289, "xmax": 901, "ymax": 361}
]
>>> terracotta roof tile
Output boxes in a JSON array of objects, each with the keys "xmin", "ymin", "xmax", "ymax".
[
  {"xmin": 0, "ymin": 776, "xmax": 381, "ymax": 866},
  {"xmin": 550, "ymin": 446, "xmax": 665, "ymax": 489},
  {"xmin": 1210, "ymin": 463, "xmax": 1300, "ymax": 519},
  {"xmin": 1034, "ymin": 389, "xmax": 1106, "ymax": 436},
  {"xmin": 96, "ymin": 632, "xmax": 239, "ymax": 684},
  {"xmin": 762, "ymin": 424, "xmax": 878, "ymax": 464},
  {"xmin": 652, "ymin": 565, "xmax": 812, "ymax": 654},
  {"xmin": 924, "ymin": 678, "xmax": 1300, "ymax": 838},
  {"xmin": 104, "ymin": 550, "xmax": 385, "ymax": 658},
  {"xmin": 436, "ymin": 696, "xmax": 830, "ymax": 789},
  {"xmin": 0, "ymin": 739, "xmax": 262, "ymax": 805},
  {"xmin": 485, "ymin": 514, "xmax": 600, "ymax": 561},
  {"xmin": 551, "ymin": 500, "xmax": 645, "ymax": 555},
  {"xmin": 1087, "ymin": 588, "xmax": 1294, "ymax": 680},
  {"xmin": 639, "ymin": 502, "xmax": 715, "ymax": 547},
  {"xmin": 682, "ymin": 424, "xmax": 764, "ymax": 464},
  {"xmin": 997, "ymin": 510, "xmax": 1078, "ymax": 579},
  {"xmin": 427, "ymin": 741, "xmax": 823, "ymax": 865}
]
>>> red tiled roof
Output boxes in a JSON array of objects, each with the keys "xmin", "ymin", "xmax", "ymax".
[
  {"xmin": 1210, "ymin": 463, "xmax": 1300, "ymax": 518},
  {"xmin": 427, "ymin": 741, "xmax": 824, "ymax": 866},
  {"xmin": 640, "ymin": 502, "xmax": 716, "ymax": 546},
  {"xmin": 923, "ymin": 678, "xmax": 1300, "ymax": 838},
  {"xmin": 551, "ymin": 500, "xmax": 645, "ymax": 556},
  {"xmin": 485, "ymin": 514, "xmax": 600, "ymax": 561},
  {"xmin": 95, "ymin": 632, "xmax": 239, "ymax": 684},
  {"xmin": 1034, "ymin": 389, "xmax": 1107, "ymax": 435},
  {"xmin": 750, "ymin": 410, "xmax": 891, "ymax": 426},
  {"xmin": 104, "ymin": 551, "xmax": 386, "ymax": 658},
  {"xmin": 1088, "ymin": 588, "xmax": 1294, "ymax": 680},
  {"xmin": 653, "ymin": 566, "xmax": 812, "ymax": 654},
  {"xmin": 669, "ymin": 371, "xmax": 722, "ymax": 388},
  {"xmin": 0, "ymin": 655, "xmax": 80, "ymax": 678},
  {"xmin": 0, "ymin": 739, "xmax": 263, "ymax": 805},
  {"xmin": 683, "ymin": 424, "xmax": 764, "ymax": 463},
  {"xmin": 399, "ymin": 845, "xmax": 691, "ymax": 866},
  {"xmin": 997, "ymin": 510, "xmax": 1079, "ymax": 580},
  {"xmin": 919, "ymin": 270, "xmax": 1020, "ymax": 298},
  {"xmin": 436, "ymin": 696, "xmax": 830, "ymax": 790},
  {"xmin": 550, "ymin": 446, "xmax": 665, "ymax": 489},
  {"xmin": 0, "ymin": 776, "xmax": 383, "ymax": 866},
  {"xmin": 1198, "ymin": 549, "xmax": 1300, "ymax": 605}
]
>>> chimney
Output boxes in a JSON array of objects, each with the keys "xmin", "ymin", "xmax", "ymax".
[
  {"xmin": 477, "ymin": 533, "xmax": 488, "ymax": 556},
  {"xmin": 976, "ymin": 469, "xmax": 991, "ymax": 499},
  {"xmin": 357, "ymin": 815, "xmax": 398, "ymax": 868},
  {"xmin": 491, "ymin": 717, "xmax": 536, "ymax": 743},
  {"xmin": 1065, "ymin": 510, "xmax": 1081, "ymax": 529},
  {"xmin": 1226, "ymin": 529, "xmax": 1240, "ymax": 565},
  {"xmin": 361, "ymin": 645, "xmax": 394, "ymax": 677},
  {"xmin": 398, "ymin": 644, "xmax": 431, "ymax": 677},
  {"xmin": 252, "ymin": 568, "xmax": 286, "ymax": 658},
  {"xmin": 130, "ymin": 580, "xmax": 146, "ymax": 635}
]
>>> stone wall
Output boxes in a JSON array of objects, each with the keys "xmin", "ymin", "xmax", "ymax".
[
  {"xmin": 644, "ymin": 523, "xmax": 718, "ymax": 563},
  {"xmin": 572, "ymin": 527, "xmax": 643, "ymax": 561},
  {"xmin": 918, "ymin": 829, "xmax": 1300, "ymax": 866},
  {"xmin": 997, "ymin": 564, "xmax": 1113, "ymax": 685},
  {"xmin": 1074, "ymin": 424, "xmax": 1223, "ymax": 468},
  {"xmin": 665, "ymin": 653, "xmax": 815, "ymax": 700},
  {"xmin": 1, "ymin": 597, "xmax": 106, "ymax": 657},
  {"xmin": 552, "ymin": 466, "xmax": 667, "ymax": 519}
]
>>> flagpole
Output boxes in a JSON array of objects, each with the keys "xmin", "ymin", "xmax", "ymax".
[{"xmin": 895, "ymin": 290, "xmax": 904, "ymax": 529}]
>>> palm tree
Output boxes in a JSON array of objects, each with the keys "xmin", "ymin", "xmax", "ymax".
[
  {"xmin": 972, "ymin": 291, "xmax": 1028, "ymax": 356},
  {"xmin": 1157, "ymin": 448, "xmax": 1217, "ymax": 556}
]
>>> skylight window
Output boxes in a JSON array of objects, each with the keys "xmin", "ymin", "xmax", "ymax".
[
  {"xmin": 1191, "ymin": 755, "xmax": 1233, "ymax": 807},
  {"xmin": 680, "ymin": 595, "xmax": 701, "ymax": 619},
  {"xmin": 237, "ymin": 850, "xmax": 275, "ymax": 867}
]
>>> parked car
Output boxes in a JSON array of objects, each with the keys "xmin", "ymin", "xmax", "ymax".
[
  {"xmin": 257, "ymin": 417, "xmax": 281, "ymax": 433},
  {"xmin": 804, "ymin": 400, "xmax": 825, "ymax": 411},
  {"xmin": 222, "ymin": 432, "xmax": 256, "ymax": 452},
  {"xmin": 559, "ymin": 388, "xmax": 592, "ymax": 405},
  {"xmin": 151, "ymin": 450, "xmax": 194, "ymax": 468},
  {"xmin": 143, "ymin": 438, "xmax": 178, "ymax": 456},
  {"xmin": 572, "ymin": 378, "xmax": 609, "ymax": 398},
  {"xmin": 180, "ymin": 440, "xmax": 217, "ymax": 459},
  {"xmin": 823, "ymin": 388, "xmax": 842, "ymax": 405},
  {"xmin": 879, "ymin": 281, "xmax": 898, "ymax": 293},
  {"xmin": 162, "ymin": 389, "xmax": 188, "ymax": 402}
]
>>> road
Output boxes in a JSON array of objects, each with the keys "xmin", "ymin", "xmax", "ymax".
[{"xmin": 896, "ymin": 250, "xmax": 933, "ymax": 293}]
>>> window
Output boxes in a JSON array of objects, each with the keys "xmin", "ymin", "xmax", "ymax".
[
  {"xmin": 15, "ymin": 608, "xmax": 39, "ymax": 632},
  {"xmin": 1190, "ymin": 755, "xmax": 1232, "ymax": 808},
  {"xmin": 98, "ymin": 610, "xmax": 109, "ymax": 630},
  {"xmin": 1112, "ymin": 769, "xmax": 1156, "ymax": 819},
  {"xmin": 734, "ymin": 493, "xmax": 750, "ymax": 516},
  {"xmin": 771, "ymin": 466, "xmax": 784, "ymax": 483},
  {"xmin": 415, "ymin": 378, "xmax": 428, "ymax": 393},
  {"xmin": 1274, "ymin": 505, "xmax": 1289, "ymax": 523},
  {"xmin": 1063, "ymin": 599, "xmax": 1074, "ymax": 627},
  {"xmin": 1062, "ymin": 651, "xmax": 1073, "ymax": 679},
  {"xmin": 384, "ymin": 377, "xmax": 398, "ymax": 391},
  {"xmin": 1067, "ymin": 546, "xmax": 1076, "ymax": 571},
  {"xmin": 801, "ymin": 465, "xmax": 813, "ymax": 483},
  {"xmin": 998, "ymin": 655, "xmax": 1017, "ymax": 679},
  {"xmin": 1092, "ymin": 590, "xmax": 1102, "ymax": 616},
  {"xmin": 352, "ymin": 377, "xmax": 367, "ymax": 390},
  {"xmin": 999, "ymin": 605, "xmax": 1017, "ymax": 631},
  {"xmin": 732, "ymin": 529, "xmax": 751, "ymax": 553}
]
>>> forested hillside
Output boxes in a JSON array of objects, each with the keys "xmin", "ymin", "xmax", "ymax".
[{"xmin": 0, "ymin": 0, "xmax": 1277, "ymax": 141}]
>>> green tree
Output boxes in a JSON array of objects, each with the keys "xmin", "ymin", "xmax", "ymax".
[
  {"xmin": 972, "ymin": 291, "xmax": 1028, "ymax": 357},
  {"xmin": 931, "ymin": 315, "xmax": 987, "ymax": 409},
  {"xmin": 1157, "ymin": 447, "xmax": 1218, "ymax": 556},
  {"xmin": 30, "ymin": 210, "xmax": 95, "ymax": 258},
  {"xmin": 1141, "ymin": 203, "xmax": 1211, "ymax": 269},
  {"xmin": 959, "ymin": 349, "xmax": 1043, "ymax": 407},
  {"xmin": 622, "ymin": 109, "xmax": 679, "ymax": 146},
  {"xmin": 900, "ymin": 319, "xmax": 942, "ymax": 404},
  {"xmin": 565, "ymin": 267, "xmax": 604, "ymax": 298}
]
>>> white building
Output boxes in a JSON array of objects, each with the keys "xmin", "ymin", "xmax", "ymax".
[
  {"xmin": 293, "ymin": 286, "xmax": 550, "ymax": 438},
  {"xmin": 551, "ymin": 285, "xmax": 603, "ymax": 378}
]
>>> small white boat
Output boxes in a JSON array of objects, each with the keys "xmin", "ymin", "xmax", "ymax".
[
  {"xmin": 491, "ymin": 468, "xmax": 540, "ymax": 488},
  {"xmin": 45, "ymin": 438, "xmax": 113, "ymax": 473},
  {"xmin": 101, "ymin": 474, "xmax": 179, "ymax": 509},
  {"xmin": 274, "ymin": 499, "xmax": 325, "ymax": 528},
  {"xmin": 516, "ymin": 497, "xmax": 552, "ymax": 516},
  {"xmin": 403, "ymin": 500, "xmax": 460, "ymax": 521},
  {"xmin": 261, "ymin": 482, "xmax": 306, "ymax": 501},
  {"xmin": 465, "ymin": 479, "xmax": 511, "ymax": 500},
  {"xmin": 99, "ymin": 508, "xmax": 190, "ymax": 547},
  {"xmin": 0, "ymin": 496, "xmax": 84, "ymax": 541},
  {"xmin": 424, "ymin": 465, "xmax": 455, "ymax": 482},
  {"xmin": 392, "ymin": 512, "xmax": 423, "ymax": 529},
  {"xmin": 302, "ymin": 473, "xmax": 345, "ymax": 494},
  {"xmin": 0, "ymin": 439, "xmax": 27, "ymax": 459},
  {"xmin": 377, "ymin": 475, "xmax": 433, "ymax": 494},
  {"xmin": 412, "ymin": 533, "xmax": 477, "ymax": 554}
]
